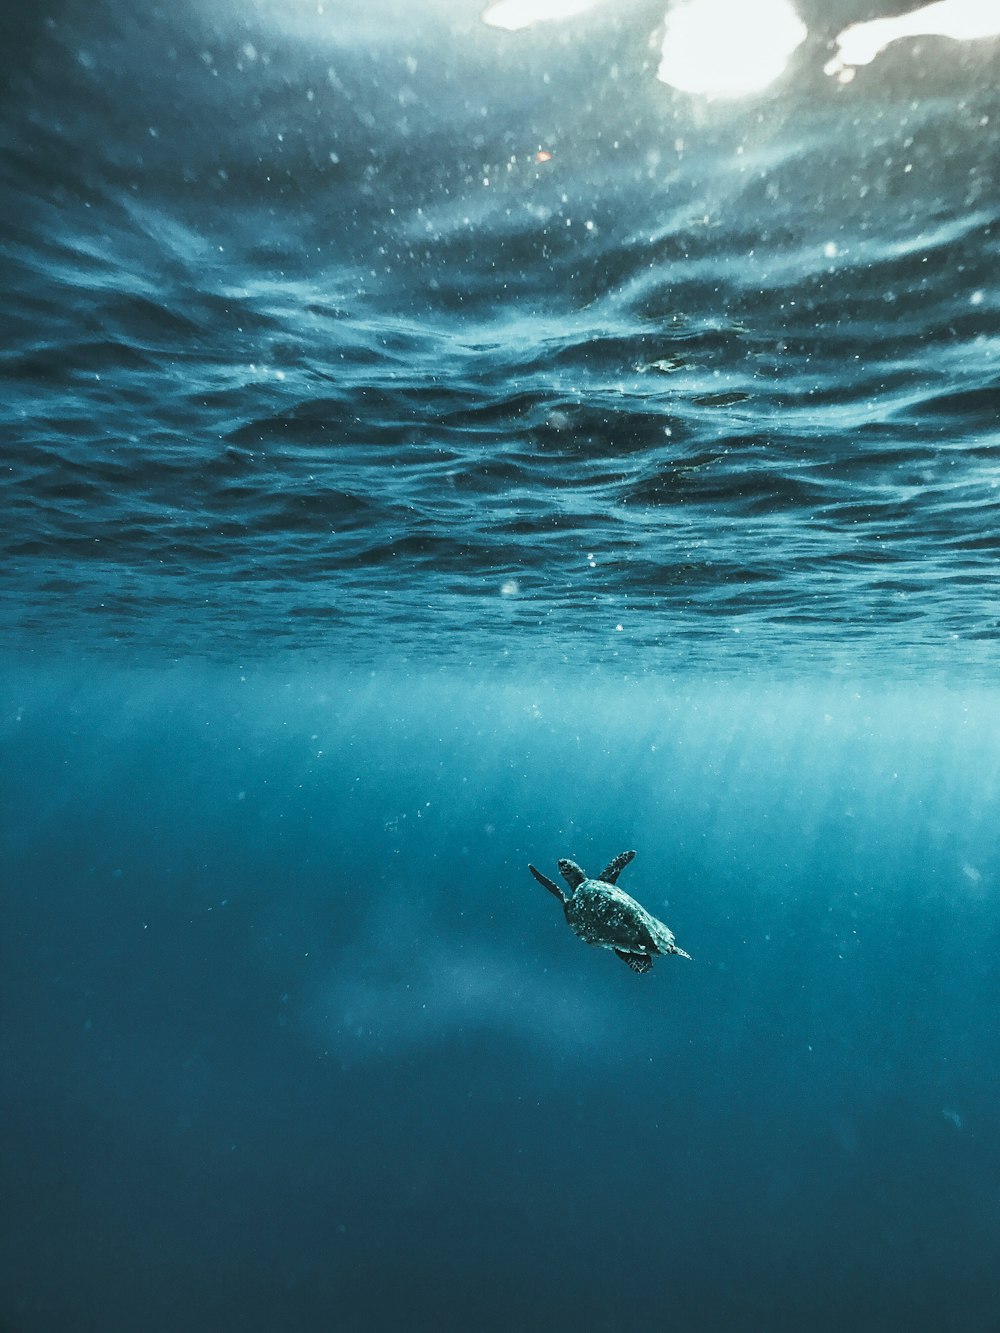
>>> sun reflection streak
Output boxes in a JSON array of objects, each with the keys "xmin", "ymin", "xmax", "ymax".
[{"xmin": 481, "ymin": 0, "xmax": 603, "ymax": 31}]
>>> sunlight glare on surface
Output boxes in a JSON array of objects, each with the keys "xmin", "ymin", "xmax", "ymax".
[
  {"xmin": 656, "ymin": 0, "xmax": 807, "ymax": 97},
  {"xmin": 825, "ymin": 0, "xmax": 1000, "ymax": 79}
]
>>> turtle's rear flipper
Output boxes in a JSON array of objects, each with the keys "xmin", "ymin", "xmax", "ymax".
[
  {"xmin": 599, "ymin": 850, "xmax": 636, "ymax": 884},
  {"xmin": 529, "ymin": 864, "xmax": 564, "ymax": 901},
  {"xmin": 558, "ymin": 859, "xmax": 586, "ymax": 890},
  {"xmin": 614, "ymin": 948, "xmax": 653, "ymax": 974}
]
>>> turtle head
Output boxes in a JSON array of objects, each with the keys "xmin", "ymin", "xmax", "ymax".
[{"xmin": 557, "ymin": 859, "xmax": 587, "ymax": 895}]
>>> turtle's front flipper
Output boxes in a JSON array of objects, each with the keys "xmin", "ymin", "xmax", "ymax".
[
  {"xmin": 614, "ymin": 948, "xmax": 653, "ymax": 973},
  {"xmin": 669, "ymin": 944, "xmax": 693, "ymax": 960},
  {"xmin": 599, "ymin": 850, "xmax": 636, "ymax": 884},
  {"xmin": 558, "ymin": 859, "xmax": 586, "ymax": 890},
  {"xmin": 529, "ymin": 864, "xmax": 564, "ymax": 901}
]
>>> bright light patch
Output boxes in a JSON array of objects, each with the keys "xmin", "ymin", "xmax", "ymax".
[
  {"xmin": 826, "ymin": 0, "xmax": 1000, "ymax": 78},
  {"xmin": 656, "ymin": 0, "xmax": 807, "ymax": 97},
  {"xmin": 482, "ymin": 0, "xmax": 601, "ymax": 31}
]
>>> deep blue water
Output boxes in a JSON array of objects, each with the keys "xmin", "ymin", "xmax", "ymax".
[{"xmin": 3, "ymin": 0, "xmax": 1000, "ymax": 1329}]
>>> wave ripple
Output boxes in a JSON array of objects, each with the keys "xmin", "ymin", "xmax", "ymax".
[{"xmin": 3, "ymin": 0, "xmax": 1000, "ymax": 674}]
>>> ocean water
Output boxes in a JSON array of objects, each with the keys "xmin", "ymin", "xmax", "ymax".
[{"xmin": 3, "ymin": 0, "xmax": 1000, "ymax": 1329}]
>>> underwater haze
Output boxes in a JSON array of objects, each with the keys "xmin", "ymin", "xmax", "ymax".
[{"xmin": 3, "ymin": 0, "xmax": 1000, "ymax": 1329}]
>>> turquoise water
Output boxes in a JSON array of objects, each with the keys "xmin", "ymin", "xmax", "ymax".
[
  {"xmin": 3, "ymin": 0, "xmax": 1000, "ymax": 1328},
  {"xmin": 5, "ymin": 666, "xmax": 1000, "ymax": 1330}
]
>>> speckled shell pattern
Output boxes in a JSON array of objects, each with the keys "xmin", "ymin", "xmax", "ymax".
[{"xmin": 564, "ymin": 879, "xmax": 677, "ymax": 954}]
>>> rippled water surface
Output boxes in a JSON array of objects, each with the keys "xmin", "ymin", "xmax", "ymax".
[{"xmin": 3, "ymin": 0, "xmax": 999, "ymax": 673}]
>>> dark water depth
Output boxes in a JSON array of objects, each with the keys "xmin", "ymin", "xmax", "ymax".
[{"xmin": 4, "ymin": 666, "xmax": 1000, "ymax": 1332}]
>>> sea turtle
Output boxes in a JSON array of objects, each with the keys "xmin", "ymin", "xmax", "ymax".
[{"xmin": 528, "ymin": 850, "xmax": 691, "ymax": 974}]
